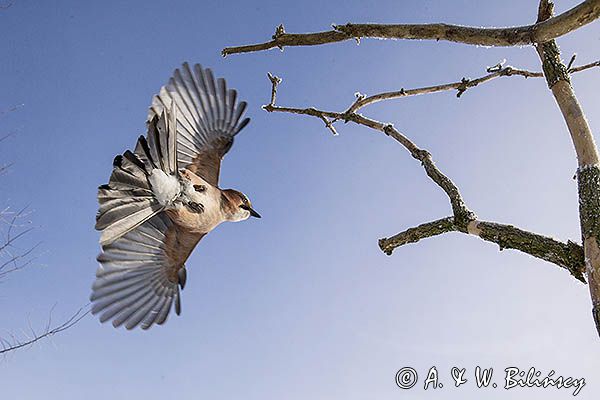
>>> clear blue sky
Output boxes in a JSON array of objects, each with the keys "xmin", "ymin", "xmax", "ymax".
[{"xmin": 1, "ymin": 0, "xmax": 600, "ymax": 398}]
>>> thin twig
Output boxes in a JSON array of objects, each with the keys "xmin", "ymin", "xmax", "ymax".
[
  {"xmin": 266, "ymin": 72, "xmax": 282, "ymax": 106},
  {"xmin": 263, "ymin": 74, "xmax": 475, "ymax": 228},
  {"xmin": 0, "ymin": 1, "xmax": 13, "ymax": 11},
  {"xmin": 0, "ymin": 206, "xmax": 37, "ymax": 278},
  {"xmin": 0, "ymin": 306, "xmax": 90, "ymax": 355},
  {"xmin": 344, "ymin": 61, "xmax": 598, "ymax": 114},
  {"xmin": 569, "ymin": 59, "xmax": 600, "ymax": 73},
  {"xmin": 0, "ymin": 104, "xmax": 23, "ymax": 118}
]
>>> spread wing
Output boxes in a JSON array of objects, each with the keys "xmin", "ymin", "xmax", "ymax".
[
  {"xmin": 148, "ymin": 63, "xmax": 250, "ymax": 186},
  {"xmin": 93, "ymin": 62, "xmax": 246, "ymax": 329},
  {"xmin": 91, "ymin": 213, "xmax": 205, "ymax": 330}
]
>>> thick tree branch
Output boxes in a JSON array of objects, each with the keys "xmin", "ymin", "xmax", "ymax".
[
  {"xmin": 222, "ymin": 0, "xmax": 600, "ymax": 56},
  {"xmin": 379, "ymin": 217, "xmax": 456, "ymax": 252},
  {"xmin": 534, "ymin": 0, "xmax": 600, "ymax": 336},
  {"xmin": 379, "ymin": 217, "xmax": 586, "ymax": 282}
]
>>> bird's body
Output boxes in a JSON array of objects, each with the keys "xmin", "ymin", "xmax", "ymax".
[
  {"xmin": 151, "ymin": 168, "xmax": 221, "ymax": 232},
  {"xmin": 92, "ymin": 63, "xmax": 259, "ymax": 330}
]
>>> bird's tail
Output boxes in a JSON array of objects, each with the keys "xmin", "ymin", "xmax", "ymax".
[{"xmin": 96, "ymin": 108, "xmax": 178, "ymax": 246}]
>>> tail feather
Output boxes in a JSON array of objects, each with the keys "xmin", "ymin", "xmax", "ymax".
[
  {"xmin": 108, "ymin": 155, "xmax": 151, "ymax": 191},
  {"xmin": 152, "ymin": 103, "xmax": 178, "ymax": 175},
  {"xmin": 133, "ymin": 135, "xmax": 157, "ymax": 170},
  {"xmin": 96, "ymin": 197, "xmax": 155, "ymax": 231},
  {"xmin": 146, "ymin": 120, "xmax": 163, "ymax": 171},
  {"xmin": 97, "ymin": 110, "xmax": 179, "ymax": 245},
  {"xmin": 167, "ymin": 101, "xmax": 178, "ymax": 174},
  {"xmin": 134, "ymin": 107, "xmax": 177, "ymax": 175},
  {"xmin": 99, "ymin": 204, "xmax": 163, "ymax": 246}
]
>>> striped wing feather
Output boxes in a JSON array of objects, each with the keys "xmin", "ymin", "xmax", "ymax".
[
  {"xmin": 92, "ymin": 214, "xmax": 204, "ymax": 329},
  {"xmin": 148, "ymin": 63, "xmax": 250, "ymax": 186}
]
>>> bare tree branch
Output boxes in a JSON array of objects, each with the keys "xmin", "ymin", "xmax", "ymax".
[
  {"xmin": 0, "ymin": 306, "xmax": 90, "ymax": 355},
  {"xmin": 264, "ymin": 80, "xmax": 475, "ymax": 227},
  {"xmin": 0, "ymin": 204, "xmax": 86, "ymax": 354},
  {"xmin": 0, "ymin": 132, "xmax": 15, "ymax": 143},
  {"xmin": 262, "ymin": 72, "xmax": 586, "ymax": 283},
  {"xmin": 222, "ymin": 0, "xmax": 600, "ymax": 56},
  {"xmin": 344, "ymin": 60, "xmax": 599, "ymax": 114},
  {"xmin": 379, "ymin": 217, "xmax": 586, "ymax": 282},
  {"xmin": 0, "ymin": 107, "xmax": 88, "ymax": 352},
  {"xmin": 0, "ymin": 104, "xmax": 23, "ymax": 174},
  {"xmin": 0, "ymin": 206, "xmax": 38, "ymax": 280},
  {"xmin": 0, "ymin": 1, "xmax": 13, "ymax": 11},
  {"xmin": 570, "ymin": 59, "xmax": 600, "ymax": 73},
  {"xmin": 227, "ymin": 0, "xmax": 600, "ymax": 338},
  {"xmin": 0, "ymin": 104, "xmax": 23, "ymax": 118}
]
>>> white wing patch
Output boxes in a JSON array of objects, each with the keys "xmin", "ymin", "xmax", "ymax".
[{"xmin": 148, "ymin": 169, "xmax": 180, "ymax": 205}]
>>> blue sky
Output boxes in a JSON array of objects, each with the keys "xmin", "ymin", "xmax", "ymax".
[{"xmin": 1, "ymin": 0, "xmax": 599, "ymax": 398}]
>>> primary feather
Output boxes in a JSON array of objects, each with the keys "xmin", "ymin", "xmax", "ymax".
[{"xmin": 148, "ymin": 62, "xmax": 250, "ymax": 186}]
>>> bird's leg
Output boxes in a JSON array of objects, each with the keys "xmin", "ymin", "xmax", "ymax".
[{"xmin": 186, "ymin": 201, "xmax": 204, "ymax": 213}]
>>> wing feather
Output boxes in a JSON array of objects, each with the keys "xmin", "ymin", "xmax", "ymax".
[
  {"xmin": 148, "ymin": 62, "xmax": 250, "ymax": 185},
  {"xmin": 92, "ymin": 213, "xmax": 205, "ymax": 329}
]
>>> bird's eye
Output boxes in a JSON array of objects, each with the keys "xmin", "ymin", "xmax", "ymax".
[{"xmin": 193, "ymin": 184, "xmax": 206, "ymax": 192}]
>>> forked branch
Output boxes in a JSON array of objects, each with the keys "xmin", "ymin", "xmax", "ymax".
[{"xmin": 262, "ymin": 72, "xmax": 586, "ymax": 282}]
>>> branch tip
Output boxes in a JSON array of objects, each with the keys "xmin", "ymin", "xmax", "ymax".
[
  {"xmin": 567, "ymin": 53, "xmax": 577, "ymax": 70},
  {"xmin": 273, "ymin": 24, "xmax": 285, "ymax": 39},
  {"xmin": 456, "ymin": 77, "xmax": 471, "ymax": 98},
  {"xmin": 487, "ymin": 59, "xmax": 507, "ymax": 73},
  {"xmin": 266, "ymin": 72, "xmax": 282, "ymax": 107}
]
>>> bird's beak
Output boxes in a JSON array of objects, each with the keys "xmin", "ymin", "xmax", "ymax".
[
  {"xmin": 248, "ymin": 207, "xmax": 261, "ymax": 218},
  {"xmin": 241, "ymin": 204, "xmax": 261, "ymax": 218}
]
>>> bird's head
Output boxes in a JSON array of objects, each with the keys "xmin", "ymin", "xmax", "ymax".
[{"xmin": 222, "ymin": 189, "xmax": 261, "ymax": 222}]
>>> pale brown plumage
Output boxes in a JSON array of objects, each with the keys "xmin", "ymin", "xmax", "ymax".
[{"xmin": 92, "ymin": 63, "xmax": 258, "ymax": 330}]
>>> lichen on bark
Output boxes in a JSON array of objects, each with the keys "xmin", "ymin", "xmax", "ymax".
[
  {"xmin": 477, "ymin": 221, "xmax": 586, "ymax": 282},
  {"xmin": 577, "ymin": 165, "xmax": 600, "ymax": 240},
  {"xmin": 540, "ymin": 41, "xmax": 571, "ymax": 88},
  {"xmin": 379, "ymin": 217, "xmax": 455, "ymax": 255},
  {"xmin": 576, "ymin": 165, "xmax": 600, "ymax": 334}
]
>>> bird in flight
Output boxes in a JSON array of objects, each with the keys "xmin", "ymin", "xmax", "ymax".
[{"xmin": 91, "ymin": 63, "xmax": 260, "ymax": 330}]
